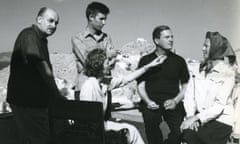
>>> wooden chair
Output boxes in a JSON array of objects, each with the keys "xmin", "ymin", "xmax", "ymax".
[{"xmin": 49, "ymin": 100, "xmax": 105, "ymax": 144}]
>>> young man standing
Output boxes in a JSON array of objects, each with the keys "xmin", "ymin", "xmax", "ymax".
[
  {"xmin": 137, "ymin": 25, "xmax": 190, "ymax": 144},
  {"xmin": 72, "ymin": 2, "xmax": 116, "ymax": 98}
]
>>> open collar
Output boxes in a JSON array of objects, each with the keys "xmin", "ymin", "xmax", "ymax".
[
  {"xmin": 32, "ymin": 24, "xmax": 47, "ymax": 40},
  {"xmin": 82, "ymin": 29, "xmax": 107, "ymax": 42}
]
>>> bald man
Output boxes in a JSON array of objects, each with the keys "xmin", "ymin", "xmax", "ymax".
[{"xmin": 7, "ymin": 7, "xmax": 62, "ymax": 144}]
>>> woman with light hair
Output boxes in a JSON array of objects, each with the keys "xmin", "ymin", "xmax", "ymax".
[{"xmin": 80, "ymin": 48, "xmax": 166, "ymax": 144}]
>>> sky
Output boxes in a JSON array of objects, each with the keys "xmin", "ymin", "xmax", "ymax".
[{"xmin": 0, "ymin": 0, "xmax": 239, "ymax": 60}]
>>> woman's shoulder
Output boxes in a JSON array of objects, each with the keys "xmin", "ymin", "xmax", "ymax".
[
  {"xmin": 215, "ymin": 61, "xmax": 235, "ymax": 77},
  {"xmin": 218, "ymin": 61, "xmax": 235, "ymax": 71},
  {"xmin": 82, "ymin": 77, "xmax": 99, "ymax": 88}
]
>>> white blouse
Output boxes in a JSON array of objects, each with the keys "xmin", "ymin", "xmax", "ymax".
[
  {"xmin": 79, "ymin": 76, "xmax": 127, "ymax": 113},
  {"xmin": 184, "ymin": 61, "xmax": 235, "ymax": 126}
]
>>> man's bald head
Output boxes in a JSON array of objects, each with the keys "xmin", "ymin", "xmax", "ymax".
[{"xmin": 36, "ymin": 7, "xmax": 59, "ymax": 37}]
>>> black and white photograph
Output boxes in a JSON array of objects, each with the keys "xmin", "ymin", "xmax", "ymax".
[{"xmin": 0, "ymin": 0, "xmax": 239, "ymax": 144}]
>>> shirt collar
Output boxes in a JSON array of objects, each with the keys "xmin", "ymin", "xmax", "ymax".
[
  {"xmin": 209, "ymin": 61, "xmax": 226, "ymax": 73},
  {"xmin": 32, "ymin": 24, "xmax": 46, "ymax": 39},
  {"xmin": 154, "ymin": 49, "xmax": 173, "ymax": 57},
  {"xmin": 82, "ymin": 28, "xmax": 107, "ymax": 42}
]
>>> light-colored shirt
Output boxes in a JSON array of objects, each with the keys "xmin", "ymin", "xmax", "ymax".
[
  {"xmin": 80, "ymin": 77, "xmax": 146, "ymax": 144},
  {"xmin": 71, "ymin": 29, "xmax": 114, "ymax": 90},
  {"xmin": 80, "ymin": 76, "xmax": 127, "ymax": 113},
  {"xmin": 184, "ymin": 61, "xmax": 235, "ymax": 126}
]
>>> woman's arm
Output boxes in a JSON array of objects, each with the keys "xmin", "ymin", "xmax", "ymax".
[
  {"xmin": 197, "ymin": 75, "xmax": 235, "ymax": 124},
  {"xmin": 109, "ymin": 55, "xmax": 167, "ymax": 90},
  {"xmin": 123, "ymin": 55, "xmax": 167, "ymax": 84}
]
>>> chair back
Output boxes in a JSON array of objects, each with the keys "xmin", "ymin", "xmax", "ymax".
[
  {"xmin": 0, "ymin": 112, "xmax": 18, "ymax": 144},
  {"xmin": 49, "ymin": 100, "xmax": 105, "ymax": 144}
]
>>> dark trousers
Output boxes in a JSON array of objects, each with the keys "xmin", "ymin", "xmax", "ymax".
[
  {"xmin": 11, "ymin": 105, "xmax": 50, "ymax": 144},
  {"xmin": 182, "ymin": 120, "xmax": 232, "ymax": 144},
  {"xmin": 141, "ymin": 102, "xmax": 185, "ymax": 144}
]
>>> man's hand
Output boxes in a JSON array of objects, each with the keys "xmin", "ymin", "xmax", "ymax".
[
  {"xmin": 164, "ymin": 99, "xmax": 177, "ymax": 110},
  {"xmin": 147, "ymin": 101, "xmax": 159, "ymax": 110}
]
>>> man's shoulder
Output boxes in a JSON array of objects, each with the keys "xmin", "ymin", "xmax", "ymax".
[
  {"xmin": 72, "ymin": 30, "xmax": 86, "ymax": 41},
  {"xmin": 170, "ymin": 52, "xmax": 186, "ymax": 62},
  {"xmin": 140, "ymin": 52, "xmax": 155, "ymax": 61},
  {"xmin": 103, "ymin": 32, "xmax": 111, "ymax": 38},
  {"xmin": 140, "ymin": 52, "xmax": 155, "ymax": 59},
  {"xmin": 19, "ymin": 25, "xmax": 37, "ymax": 37},
  {"xmin": 15, "ymin": 26, "xmax": 40, "ymax": 44},
  {"xmin": 137, "ymin": 52, "xmax": 155, "ymax": 67}
]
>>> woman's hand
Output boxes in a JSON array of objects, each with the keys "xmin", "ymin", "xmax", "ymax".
[{"xmin": 180, "ymin": 116, "xmax": 199, "ymax": 132}]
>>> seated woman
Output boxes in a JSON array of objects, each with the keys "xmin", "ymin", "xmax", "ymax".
[
  {"xmin": 80, "ymin": 48, "xmax": 167, "ymax": 144},
  {"xmin": 181, "ymin": 31, "xmax": 237, "ymax": 144}
]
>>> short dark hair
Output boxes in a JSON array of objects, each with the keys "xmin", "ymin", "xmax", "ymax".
[
  {"xmin": 152, "ymin": 25, "xmax": 171, "ymax": 42},
  {"xmin": 84, "ymin": 49, "xmax": 107, "ymax": 78},
  {"xmin": 86, "ymin": 2, "xmax": 110, "ymax": 20}
]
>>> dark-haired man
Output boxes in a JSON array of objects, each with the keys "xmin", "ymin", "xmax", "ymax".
[
  {"xmin": 137, "ymin": 25, "xmax": 190, "ymax": 144},
  {"xmin": 72, "ymin": 1, "xmax": 117, "ymax": 98},
  {"xmin": 7, "ymin": 7, "xmax": 62, "ymax": 144}
]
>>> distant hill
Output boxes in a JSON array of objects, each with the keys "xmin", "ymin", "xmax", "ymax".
[
  {"xmin": 0, "ymin": 52, "xmax": 11, "ymax": 70},
  {"xmin": 0, "ymin": 62, "xmax": 10, "ymax": 70}
]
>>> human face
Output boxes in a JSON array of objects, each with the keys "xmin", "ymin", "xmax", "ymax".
[
  {"xmin": 202, "ymin": 38, "xmax": 211, "ymax": 60},
  {"xmin": 37, "ymin": 9, "xmax": 59, "ymax": 36},
  {"xmin": 155, "ymin": 30, "xmax": 174, "ymax": 50},
  {"xmin": 89, "ymin": 12, "xmax": 107, "ymax": 32},
  {"xmin": 103, "ymin": 57, "xmax": 116, "ymax": 76}
]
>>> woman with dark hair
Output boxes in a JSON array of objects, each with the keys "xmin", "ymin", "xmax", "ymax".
[
  {"xmin": 200, "ymin": 31, "xmax": 236, "ymax": 73},
  {"xmin": 80, "ymin": 48, "xmax": 167, "ymax": 144},
  {"xmin": 181, "ymin": 32, "xmax": 236, "ymax": 144}
]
